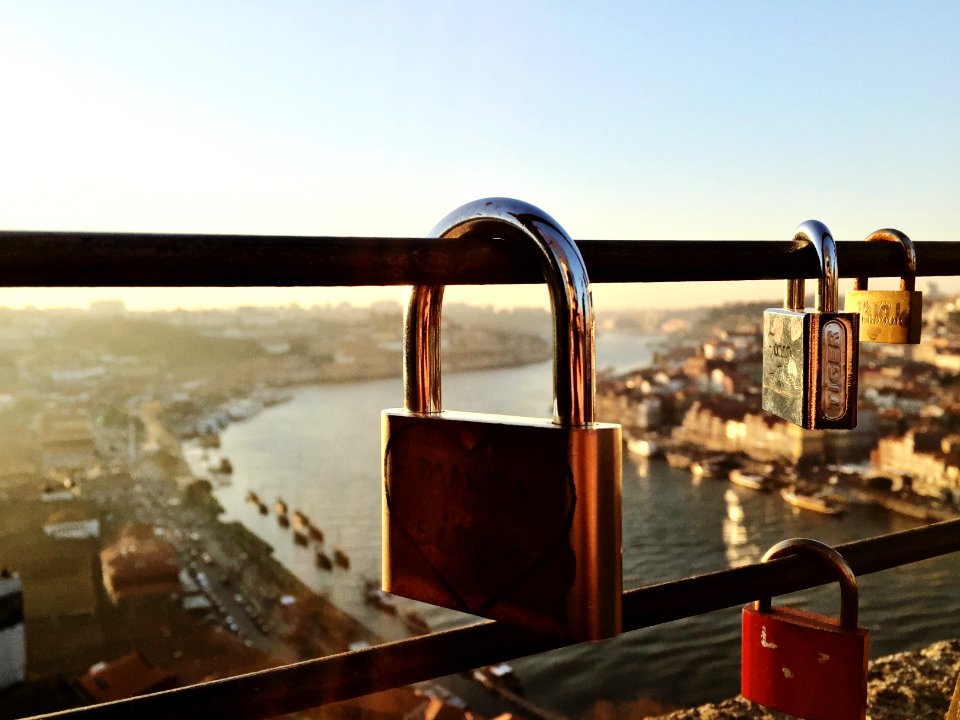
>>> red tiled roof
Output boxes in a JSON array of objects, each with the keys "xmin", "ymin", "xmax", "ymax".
[{"xmin": 76, "ymin": 652, "xmax": 177, "ymax": 703}]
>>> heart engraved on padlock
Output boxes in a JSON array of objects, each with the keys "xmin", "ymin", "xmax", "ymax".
[
  {"xmin": 384, "ymin": 419, "xmax": 577, "ymax": 619},
  {"xmin": 382, "ymin": 197, "xmax": 622, "ymax": 641},
  {"xmin": 742, "ymin": 538, "xmax": 869, "ymax": 720}
]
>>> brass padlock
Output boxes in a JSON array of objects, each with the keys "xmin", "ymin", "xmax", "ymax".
[
  {"xmin": 382, "ymin": 197, "xmax": 623, "ymax": 641},
  {"xmin": 844, "ymin": 229, "xmax": 922, "ymax": 344},
  {"xmin": 762, "ymin": 220, "xmax": 859, "ymax": 429}
]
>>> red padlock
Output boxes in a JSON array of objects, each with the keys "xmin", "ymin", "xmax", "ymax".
[{"xmin": 741, "ymin": 538, "xmax": 869, "ymax": 720}]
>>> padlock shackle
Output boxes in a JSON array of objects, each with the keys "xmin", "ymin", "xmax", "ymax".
[
  {"xmin": 853, "ymin": 228, "xmax": 917, "ymax": 293},
  {"xmin": 784, "ymin": 220, "xmax": 839, "ymax": 314},
  {"xmin": 754, "ymin": 537, "xmax": 859, "ymax": 630},
  {"xmin": 403, "ymin": 197, "xmax": 595, "ymax": 426}
]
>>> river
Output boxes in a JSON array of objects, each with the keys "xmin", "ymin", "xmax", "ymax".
[{"xmin": 211, "ymin": 333, "xmax": 960, "ymax": 715}]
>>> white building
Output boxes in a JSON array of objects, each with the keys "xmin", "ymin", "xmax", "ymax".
[{"xmin": 0, "ymin": 571, "xmax": 25, "ymax": 691}]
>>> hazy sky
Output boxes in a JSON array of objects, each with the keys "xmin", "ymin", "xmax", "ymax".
[{"xmin": 1, "ymin": 2, "xmax": 958, "ymax": 311}]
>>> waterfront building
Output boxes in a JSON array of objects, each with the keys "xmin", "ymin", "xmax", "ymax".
[
  {"xmin": 672, "ymin": 397, "xmax": 826, "ymax": 465},
  {"xmin": 76, "ymin": 651, "xmax": 177, "ymax": 704},
  {"xmin": 42, "ymin": 508, "xmax": 101, "ymax": 541},
  {"xmin": 872, "ymin": 429, "xmax": 960, "ymax": 499},
  {"xmin": 99, "ymin": 525, "xmax": 182, "ymax": 604},
  {"xmin": 35, "ymin": 410, "xmax": 97, "ymax": 476},
  {"xmin": 0, "ymin": 570, "xmax": 25, "ymax": 692},
  {"xmin": 914, "ymin": 338, "xmax": 960, "ymax": 373}
]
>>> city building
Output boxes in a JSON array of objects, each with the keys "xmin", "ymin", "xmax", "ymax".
[
  {"xmin": 0, "ymin": 570, "xmax": 25, "ymax": 692},
  {"xmin": 672, "ymin": 397, "xmax": 826, "ymax": 465},
  {"xmin": 42, "ymin": 508, "xmax": 100, "ymax": 541},
  {"xmin": 35, "ymin": 410, "xmax": 97, "ymax": 476},
  {"xmin": 100, "ymin": 525, "xmax": 182, "ymax": 604},
  {"xmin": 76, "ymin": 651, "xmax": 177, "ymax": 704},
  {"xmin": 872, "ymin": 429, "xmax": 960, "ymax": 499}
]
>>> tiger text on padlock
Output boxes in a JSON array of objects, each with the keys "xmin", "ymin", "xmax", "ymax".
[
  {"xmin": 762, "ymin": 220, "xmax": 859, "ymax": 429},
  {"xmin": 741, "ymin": 538, "xmax": 869, "ymax": 720},
  {"xmin": 844, "ymin": 228, "xmax": 923, "ymax": 344},
  {"xmin": 382, "ymin": 197, "xmax": 623, "ymax": 641}
]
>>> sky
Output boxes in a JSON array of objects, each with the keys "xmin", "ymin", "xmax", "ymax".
[{"xmin": 1, "ymin": 2, "xmax": 958, "ymax": 312}]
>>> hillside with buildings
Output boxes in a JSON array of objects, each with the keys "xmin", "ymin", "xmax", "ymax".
[
  {"xmin": 0, "ymin": 301, "xmax": 552, "ymax": 719},
  {"xmin": 3, "ymin": 295, "xmax": 960, "ymax": 717},
  {"xmin": 599, "ymin": 293, "xmax": 960, "ymax": 516}
]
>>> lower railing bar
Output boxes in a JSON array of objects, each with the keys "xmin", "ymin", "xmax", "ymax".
[
  {"xmin": 28, "ymin": 518, "xmax": 960, "ymax": 720},
  {"xmin": 2, "ymin": 232, "xmax": 959, "ymax": 286}
]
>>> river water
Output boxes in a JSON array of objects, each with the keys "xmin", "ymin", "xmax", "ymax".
[{"xmin": 212, "ymin": 333, "xmax": 960, "ymax": 714}]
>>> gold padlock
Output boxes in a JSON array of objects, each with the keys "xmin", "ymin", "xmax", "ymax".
[
  {"xmin": 844, "ymin": 229, "xmax": 922, "ymax": 344},
  {"xmin": 382, "ymin": 197, "xmax": 622, "ymax": 641}
]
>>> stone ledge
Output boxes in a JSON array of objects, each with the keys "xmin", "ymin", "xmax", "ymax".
[{"xmin": 659, "ymin": 639, "xmax": 960, "ymax": 719}]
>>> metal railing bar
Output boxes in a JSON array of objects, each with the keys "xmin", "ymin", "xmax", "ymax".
[
  {"xmin": 1, "ymin": 233, "xmax": 959, "ymax": 287},
  {"xmin": 28, "ymin": 518, "xmax": 960, "ymax": 720}
]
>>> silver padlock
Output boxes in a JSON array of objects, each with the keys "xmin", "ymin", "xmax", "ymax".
[
  {"xmin": 382, "ymin": 197, "xmax": 623, "ymax": 641},
  {"xmin": 762, "ymin": 220, "xmax": 859, "ymax": 429}
]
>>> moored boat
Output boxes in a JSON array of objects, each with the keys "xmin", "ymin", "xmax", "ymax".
[
  {"xmin": 275, "ymin": 498, "xmax": 288, "ymax": 517},
  {"xmin": 364, "ymin": 585, "xmax": 398, "ymax": 615},
  {"xmin": 334, "ymin": 548, "xmax": 350, "ymax": 570},
  {"xmin": 472, "ymin": 663, "xmax": 524, "ymax": 695},
  {"xmin": 626, "ymin": 437, "xmax": 661, "ymax": 458},
  {"xmin": 316, "ymin": 551, "xmax": 333, "ymax": 571},
  {"xmin": 665, "ymin": 451, "xmax": 693, "ymax": 470},
  {"xmin": 781, "ymin": 487, "xmax": 844, "ymax": 516},
  {"xmin": 403, "ymin": 610, "xmax": 430, "ymax": 635},
  {"xmin": 292, "ymin": 510, "xmax": 309, "ymax": 530},
  {"xmin": 293, "ymin": 530, "xmax": 308, "ymax": 547},
  {"xmin": 308, "ymin": 525, "xmax": 324, "ymax": 543},
  {"xmin": 729, "ymin": 469, "xmax": 770, "ymax": 492},
  {"xmin": 691, "ymin": 460, "xmax": 718, "ymax": 479}
]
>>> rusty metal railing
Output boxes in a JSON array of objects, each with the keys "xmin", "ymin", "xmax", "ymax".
[{"xmin": 1, "ymin": 232, "xmax": 959, "ymax": 286}]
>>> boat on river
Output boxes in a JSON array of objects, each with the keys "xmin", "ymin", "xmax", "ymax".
[
  {"xmin": 316, "ymin": 551, "xmax": 333, "ymax": 571},
  {"xmin": 293, "ymin": 530, "xmax": 308, "ymax": 547},
  {"xmin": 781, "ymin": 487, "xmax": 844, "ymax": 516},
  {"xmin": 691, "ymin": 460, "xmax": 719, "ymax": 479},
  {"xmin": 626, "ymin": 437, "xmax": 661, "ymax": 458},
  {"xmin": 309, "ymin": 525, "xmax": 324, "ymax": 543},
  {"xmin": 292, "ymin": 510, "xmax": 309, "ymax": 530},
  {"xmin": 665, "ymin": 451, "xmax": 693, "ymax": 470},
  {"xmin": 729, "ymin": 469, "xmax": 771, "ymax": 492},
  {"xmin": 403, "ymin": 610, "xmax": 430, "ymax": 635},
  {"xmin": 334, "ymin": 548, "xmax": 350, "ymax": 569},
  {"xmin": 275, "ymin": 498, "xmax": 288, "ymax": 517},
  {"xmin": 472, "ymin": 663, "xmax": 524, "ymax": 695},
  {"xmin": 364, "ymin": 584, "xmax": 398, "ymax": 615}
]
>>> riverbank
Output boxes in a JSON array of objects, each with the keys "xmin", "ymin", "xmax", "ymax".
[
  {"xmin": 198, "ymin": 368, "xmax": 960, "ymax": 716},
  {"xmin": 657, "ymin": 438, "xmax": 960, "ymax": 523},
  {"xmin": 136, "ymin": 400, "xmax": 382, "ymax": 661}
]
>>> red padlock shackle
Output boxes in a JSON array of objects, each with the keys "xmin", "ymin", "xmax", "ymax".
[
  {"xmin": 852, "ymin": 228, "xmax": 917, "ymax": 293},
  {"xmin": 755, "ymin": 537, "xmax": 859, "ymax": 631}
]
